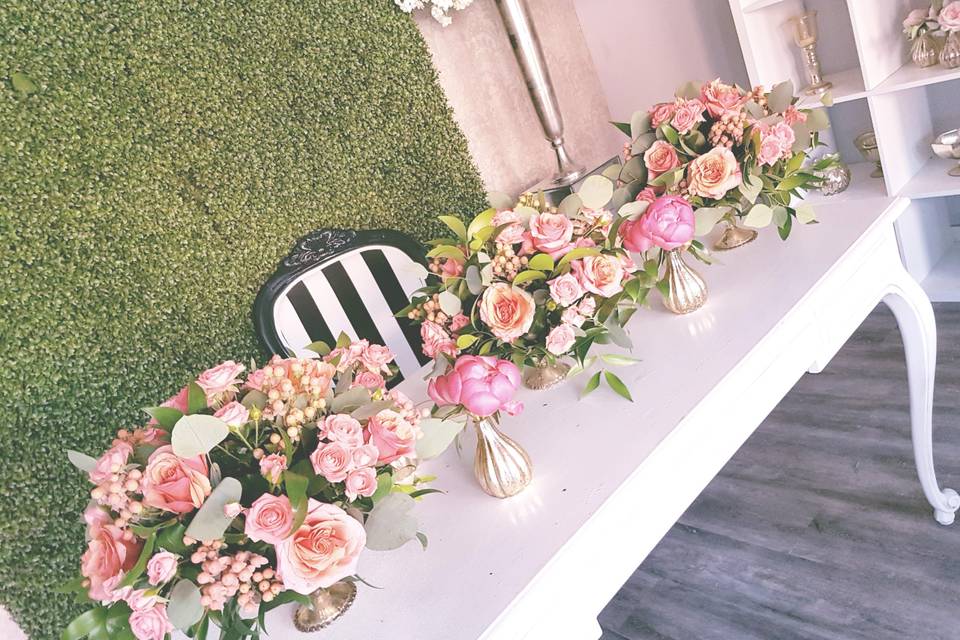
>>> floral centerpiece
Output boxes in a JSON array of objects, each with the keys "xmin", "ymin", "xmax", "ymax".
[
  {"xmin": 61, "ymin": 338, "xmax": 434, "ymax": 640},
  {"xmin": 609, "ymin": 78, "xmax": 837, "ymax": 251}
]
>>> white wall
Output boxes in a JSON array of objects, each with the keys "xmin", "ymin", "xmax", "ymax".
[{"xmin": 572, "ymin": 0, "xmax": 750, "ymax": 121}]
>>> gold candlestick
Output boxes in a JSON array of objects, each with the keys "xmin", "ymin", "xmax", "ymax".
[{"xmin": 790, "ymin": 11, "xmax": 832, "ymax": 96}]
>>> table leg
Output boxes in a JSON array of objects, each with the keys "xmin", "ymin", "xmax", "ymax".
[{"xmin": 882, "ymin": 276, "xmax": 960, "ymax": 526}]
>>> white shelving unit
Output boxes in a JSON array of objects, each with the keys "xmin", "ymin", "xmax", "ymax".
[{"xmin": 729, "ymin": 0, "xmax": 960, "ymax": 301}]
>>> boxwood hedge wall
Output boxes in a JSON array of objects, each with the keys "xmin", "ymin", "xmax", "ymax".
[{"xmin": 1, "ymin": 1, "xmax": 486, "ymax": 636}]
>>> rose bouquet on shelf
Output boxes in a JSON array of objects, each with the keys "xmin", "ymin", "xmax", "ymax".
[
  {"xmin": 903, "ymin": 3, "xmax": 942, "ymax": 41},
  {"xmin": 61, "ymin": 338, "xmax": 435, "ymax": 640},
  {"xmin": 608, "ymin": 77, "xmax": 837, "ymax": 251}
]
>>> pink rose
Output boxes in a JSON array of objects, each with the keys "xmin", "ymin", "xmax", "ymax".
[
  {"xmin": 940, "ymin": 1, "xmax": 960, "ymax": 31},
  {"xmin": 351, "ymin": 444, "xmax": 379, "ymax": 468},
  {"xmin": 492, "ymin": 210, "xmax": 525, "ymax": 245},
  {"xmin": 223, "ymin": 501, "xmax": 243, "ymax": 518},
  {"xmin": 420, "ymin": 321, "xmax": 458, "ymax": 359},
  {"xmin": 196, "ymin": 360, "xmax": 245, "ymax": 403},
  {"xmin": 427, "ymin": 368, "xmax": 463, "ymax": 407},
  {"xmin": 529, "ymin": 212, "xmax": 574, "ymax": 256},
  {"xmin": 635, "ymin": 187, "xmax": 657, "ymax": 204},
  {"xmin": 758, "ymin": 133, "xmax": 784, "ymax": 166},
  {"xmin": 648, "ymin": 101, "xmax": 677, "ymax": 128},
  {"xmin": 449, "ymin": 313, "xmax": 470, "ymax": 332},
  {"xmin": 323, "ymin": 414, "xmax": 365, "ymax": 448},
  {"xmin": 758, "ymin": 122, "xmax": 796, "ymax": 165},
  {"xmin": 146, "ymin": 551, "xmax": 178, "ymax": 586},
  {"xmin": 561, "ymin": 307, "xmax": 585, "ymax": 327},
  {"xmin": 367, "ymin": 409, "xmax": 418, "ymax": 464},
  {"xmin": 546, "ymin": 324, "xmax": 577, "ymax": 355},
  {"xmin": 771, "ymin": 122, "xmax": 796, "ymax": 152},
  {"xmin": 643, "ymin": 140, "xmax": 680, "ymax": 178},
  {"xmin": 687, "ymin": 146, "xmax": 742, "ymax": 200},
  {"xmin": 478, "ymin": 283, "xmax": 535, "ymax": 343},
  {"xmin": 572, "ymin": 254, "xmax": 625, "ymax": 297},
  {"xmin": 361, "ymin": 343, "xmax": 394, "ymax": 372},
  {"xmin": 81, "ymin": 519, "xmax": 142, "ymax": 601},
  {"xmin": 100, "ymin": 574, "xmax": 132, "ymax": 604},
  {"xmin": 259, "ymin": 453, "xmax": 287, "ymax": 484},
  {"xmin": 548, "ymin": 273, "xmax": 584, "ymax": 306},
  {"xmin": 344, "ymin": 467, "xmax": 378, "ymax": 501},
  {"xmin": 783, "ymin": 105, "xmax": 807, "ymax": 126},
  {"xmin": 160, "ymin": 386, "xmax": 189, "ymax": 413},
  {"xmin": 904, "ymin": 7, "xmax": 927, "ymax": 28},
  {"xmin": 700, "ymin": 79, "xmax": 746, "ymax": 118},
  {"xmin": 126, "ymin": 588, "xmax": 160, "ymax": 612},
  {"xmin": 671, "ymin": 98, "xmax": 706, "ymax": 134},
  {"xmin": 275, "ymin": 500, "xmax": 366, "ymax": 594},
  {"xmin": 439, "ymin": 257, "xmax": 464, "ymax": 281},
  {"xmin": 310, "ymin": 441, "xmax": 353, "ymax": 482},
  {"xmin": 129, "ymin": 604, "xmax": 173, "ymax": 640},
  {"xmin": 451, "ymin": 355, "xmax": 522, "ymax": 417},
  {"xmin": 141, "ymin": 445, "xmax": 211, "ymax": 514},
  {"xmin": 213, "ymin": 401, "xmax": 249, "ymax": 427},
  {"xmin": 89, "ymin": 441, "xmax": 133, "ymax": 485},
  {"xmin": 353, "ymin": 370, "xmax": 385, "ymax": 390},
  {"xmin": 244, "ymin": 367, "xmax": 265, "ymax": 391},
  {"xmin": 578, "ymin": 297, "xmax": 596, "ymax": 316},
  {"xmin": 632, "ymin": 195, "xmax": 696, "ymax": 251},
  {"xmin": 245, "ymin": 493, "xmax": 295, "ymax": 544}
]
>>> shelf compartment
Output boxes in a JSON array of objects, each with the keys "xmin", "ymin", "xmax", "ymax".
[
  {"xmin": 871, "ymin": 61, "xmax": 960, "ymax": 97},
  {"xmin": 797, "ymin": 67, "xmax": 867, "ymax": 107},
  {"xmin": 921, "ymin": 242, "xmax": 960, "ymax": 302},
  {"xmin": 899, "ymin": 157, "xmax": 960, "ymax": 200}
]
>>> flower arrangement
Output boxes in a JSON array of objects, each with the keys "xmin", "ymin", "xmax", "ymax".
[
  {"xmin": 903, "ymin": 3, "xmax": 943, "ymax": 40},
  {"xmin": 394, "ymin": 0, "xmax": 475, "ymax": 26},
  {"xmin": 61, "ymin": 337, "xmax": 434, "ymax": 640},
  {"xmin": 942, "ymin": 1, "xmax": 960, "ymax": 32},
  {"xmin": 609, "ymin": 78, "xmax": 837, "ymax": 243},
  {"xmin": 400, "ymin": 180, "xmax": 661, "ymax": 400}
]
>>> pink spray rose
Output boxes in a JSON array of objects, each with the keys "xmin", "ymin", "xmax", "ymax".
[
  {"xmin": 129, "ymin": 604, "xmax": 173, "ymax": 640},
  {"xmin": 196, "ymin": 361, "xmax": 245, "ymax": 403},
  {"xmin": 323, "ymin": 414, "xmax": 365, "ymax": 448},
  {"xmin": 624, "ymin": 195, "xmax": 695, "ymax": 252},
  {"xmin": 81, "ymin": 518, "xmax": 142, "ymax": 601},
  {"xmin": 310, "ymin": 441, "xmax": 353, "ymax": 482},
  {"xmin": 439, "ymin": 257, "xmax": 464, "ymax": 281},
  {"xmin": 758, "ymin": 122, "xmax": 796, "ymax": 165},
  {"xmin": 213, "ymin": 401, "xmax": 249, "ymax": 427},
  {"xmin": 572, "ymin": 254, "xmax": 625, "ymax": 297},
  {"xmin": 492, "ymin": 209, "xmax": 526, "ymax": 244},
  {"xmin": 578, "ymin": 296, "xmax": 597, "ymax": 317},
  {"xmin": 478, "ymin": 283, "xmax": 535, "ymax": 343},
  {"xmin": 643, "ymin": 140, "xmax": 680, "ymax": 178},
  {"xmin": 146, "ymin": 551, "xmax": 178, "ymax": 586},
  {"xmin": 546, "ymin": 324, "xmax": 577, "ymax": 356},
  {"xmin": 275, "ymin": 500, "xmax": 366, "ymax": 594},
  {"xmin": 351, "ymin": 444, "xmax": 380, "ymax": 469},
  {"xmin": 420, "ymin": 321, "xmax": 458, "ymax": 359},
  {"xmin": 648, "ymin": 101, "xmax": 677, "ymax": 128},
  {"xmin": 548, "ymin": 273, "xmax": 584, "ymax": 307},
  {"xmin": 700, "ymin": 78, "xmax": 746, "ymax": 118},
  {"xmin": 443, "ymin": 355, "xmax": 522, "ymax": 417},
  {"xmin": 361, "ymin": 343, "xmax": 395, "ymax": 372},
  {"xmin": 367, "ymin": 409, "xmax": 418, "ymax": 464},
  {"xmin": 353, "ymin": 370, "xmax": 385, "ymax": 390},
  {"xmin": 687, "ymin": 146, "xmax": 742, "ymax": 200},
  {"xmin": 245, "ymin": 493, "xmax": 295, "ymax": 545},
  {"xmin": 244, "ymin": 367, "xmax": 265, "ymax": 392},
  {"xmin": 671, "ymin": 98, "xmax": 706, "ymax": 134},
  {"xmin": 758, "ymin": 133, "xmax": 784, "ymax": 166},
  {"xmin": 561, "ymin": 306, "xmax": 585, "ymax": 327},
  {"xmin": 636, "ymin": 187, "xmax": 657, "ymax": 204},
  {"xmin": 449, "ymin": 313, "xmax": 470, "ymax": 332},
  {"xmin": 259, "ymin": 453, "xmax": 287, "ymax": 485},
  {"xmin": 529, "ymin": 212, "xmax": 574, "ymax": 256},
  {"xmin": 344, "ymin": 467, "xmax": 378, "ymax": 501},
  {"xmin": 940, "ymin": 1, "xmax": 960, "ymax": 31},
  {"xmin": 141, "ymin": 445, "xmax": 211, "ymax": 514},
  {"xmin": 782, "ymin": 105, "xmax": 807, "ymax": 126},
  {"xmin": 89, "ymin": 441, "xmax": 133, "ymax": 485}
]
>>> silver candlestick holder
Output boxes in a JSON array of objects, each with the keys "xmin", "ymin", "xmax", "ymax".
[
  {"xmin": 495, "ymin": 0, "xmax": 585, "ymax": 187},
  {"xmin": 790, "ymin": 11, "xmax": 832, "ymax": 96}
]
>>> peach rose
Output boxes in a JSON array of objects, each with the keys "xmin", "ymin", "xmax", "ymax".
[
  {"xmin": 547, "ymin": 273, "xmax": 584, "ymax": 307},
  {"xmin": 671, "ymin": 98, "xmax": 705, "ymax": 134},
  {"xmin": 89, "ymin": 441, "xmax": 133, "ymax": 485},
  {"xmin": 687, "ymin": 146, "xmax": 742, "ymax": 200},
  {"xmin": 700, "ymin": 78, "xmax": 745, "ymax": 118},
  {"xmin": 420, "ymin": 321, "xmax": 457, "ymax": 359},
  {"xmin": 275, "ymin": 500, "xmax": 366, "ymax": 594},
  {"xmin": 81, "ymin": 517, "xmax": 142, "ymax": 601},
  {"xmin": 129, "ymin": 604, "xmax": 173, "ymax": 640},
  {"xmin": 572, "ymin": 254, "xmax": 624, "ymax": 297},
  {"xmin": 478, "ymin": 283, "xmax": 535, "ymax": 343},
  {"xmin": 545, "ymin": 324, "xmax": 577, "ymax": 355},
  {"xmin": 323, "ymin": 414, "xmax": 364, "ymax": 448},
  {"xmin": 643, "ymin": 140, "xmax": 680, "ymax": 178},
  {"xmin": 245, "ymin": 493, "xmax": 294, "ymax": 545},
  {"xmin": 196, "ymin": 361, "xmax": 245, "ymax": 403},
  {"xmin": 648, "ymin": 101, "xmax": 677, "ymax": 128},
  {"xmin": 213, "ymin": 401, "xmax": 249, "ymax": 427},
  {"xmin": 141, "ymin": 445, "xmax": 211, "ymax": 514},
  {"xmin": 529, "ymin": 212, "xmax": 574, "ymax": 256},
  {"xmin": 492, "ymin": 209, "xmax": 525, "ymax": 245},
  {"xmin": 344, "ymin": 467, "xmax": 378, "ymax": 501},
  {"xmin": 146, "ymin": 551, "xmax": 178, "ymax": 586},
  {"xmin": 259, "ymin": 453, "xmax": 287, "ymax": 485},
  {"xmin": 367, "ymin": 409, "xmax": 418, "ymax": 464},
  {"xmin": 310, "ymin": 441, "xmax": 353, "ymax": 482}
]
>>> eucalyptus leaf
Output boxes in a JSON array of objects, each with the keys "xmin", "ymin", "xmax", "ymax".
[
  {"xmin": 364, "ymin": 493, "xmax": 419, "ymax": 551},
  {"xmin": 767, "ymin": 80, "xmax": 795, "ymax": 113},
  {"xmin": 618, "ymin": 199, "xmax": 649, "ymax": 219},
  {"xmin": 513, "ymin": 205, "xmax": 538, "ymax": 224},
  {"xmin": 183, "ymin": 477, "xmax": 242, "ymax": 541},
  {"xmin": 601, "ymin": 164, "xmax": 622, "ymax": 182},
  {"xmin": 487, "ymin": 191, "xmax": 514, "ymax": 210},
  {"xmin": 480, "ymin": 263, "xmax": 494, "ymax": 286},
  {"xmin": 171, "ymin": 414, "xmax": 230, "ymax": 458},
  {"xmin": 772, "ymin": 206, "xmax": 789, "ymax": 228},
  {"xmin": 743, "ymin": 203, "xmax": 774, "ymax": 228},
  {"xmin": 465, "ymin": 265, "xmax": 483, "ymax": 296},
  {"xmin": 416, "ymin": 417, "xmax": 465, "ymax": 459},
  {"xmin": 331, "ymin": 386, "xmax": 370, "ymax": 413},
  {"xmin": 209, "ymin": 462, "xmax": 222, "ymax": 488},
  {"xmin": 351, "ymin": 399, "xmax": 395, "ymax": 421},
  {"xmin": 577, "ymin": 175, "xmax": 614, "ymax": 210},
  {"xmin": 631, "ymin": 132, "xmax": 657, "ymax": 156},
  {"xmin": 619, "ymin": 156, "xmax": 647, "ymax": 184},
  {"xmin": 806, "ymin": 108, "xmax": 830, "ymax": 131},
  {"xmin": 796, "ymin": 203, "xmax": 817, "ymax": 224},
  {"xmin": 630, "ymin": 110, "xmax": 652, "ymax": 138},
  {"xmin": 693, "ymin": 207, "xmax": 728, "ymax": 236},
  {"xmin": 603, "ymin": 319, "xmax": 633, "ymax": 349},
  {"xmin": 67, "ymin": 450, "xmax": 97, "ymax": 473},
  {"xmin": 739, "ymin": 174, "xmax": 761, "ymax": 204},
  {"xmin": 557, "ymin": 193, "xmax": 583, "ymax": 217},
  {"xmin": 167, "ymin": 580, "xmax": 204, "ymax": 630},
  {"xmin": 437, "ymin": 290, "xmax": 462, "ymax": 316},
  {"xmin": 241, "ymin": 389, "xmax": 268, "ymax": 411}
]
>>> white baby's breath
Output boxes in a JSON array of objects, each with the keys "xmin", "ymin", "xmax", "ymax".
[{"xmin": 394, "ymin": 0, "xmax": 475, "ymax": 26}]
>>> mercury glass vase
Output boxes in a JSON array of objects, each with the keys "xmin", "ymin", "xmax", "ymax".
[
  {"xmin": 941, "ymin": 31, "xmax": 960, "ymax": 69},
  {"xmin": 819, "ymin": 157, "xmax": 851, "ymax": 196},
  {"xmin": 473, "ymin": 417, "xmax": 533, "ymax": 498},
  {"xmin": 662, "ymin": 249, "xmax": 708, "ymax": 315},
  {"xmin": 522, "ymin": 358, "xmax": 571, "ymax": 390},
  {"xmin": 912, "ymin": 32, "xmax": 939, "ymax": 68},
  {"xmin": 293, "ymin": 581, "xmax": 357, "ymax": 632}
]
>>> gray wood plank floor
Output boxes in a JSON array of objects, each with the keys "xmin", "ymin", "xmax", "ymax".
[{"xmin": 599, "ymin": 303, "xmax": 960, "ymax": 640}]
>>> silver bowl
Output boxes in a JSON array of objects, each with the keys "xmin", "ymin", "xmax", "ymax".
[
  {"xmin": 854, "ymin": 131, "xmax": 883, "ymax": 178},
  {"xmin": 931, "ymin": 129, "xmax": 960, "ymax": 177}
]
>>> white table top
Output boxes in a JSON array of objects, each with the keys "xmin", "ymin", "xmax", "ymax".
[{"xmin": 258, "ymin": 194, "xmax": 903, "ymax": 639}]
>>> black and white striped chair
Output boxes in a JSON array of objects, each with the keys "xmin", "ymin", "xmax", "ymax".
[{"xmin": 253, "ymin": 229, "xmax": 431, "ymax": 384}]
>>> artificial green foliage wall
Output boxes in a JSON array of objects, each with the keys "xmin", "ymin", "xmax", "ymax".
[{"xmin": 0, "ymin": 1, "xmax": 486, "ymax": 636}]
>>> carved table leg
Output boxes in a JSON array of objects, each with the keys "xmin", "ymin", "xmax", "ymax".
[{"xmin": 883, "ymin": 276, "xmax": 960, "ymax": 525}]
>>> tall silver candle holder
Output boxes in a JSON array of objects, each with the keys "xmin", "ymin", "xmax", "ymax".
[
  {"xmin": 790, "ymin": 11, "xmax": 832, "ymax": 96},
  {"xmin": 495, "ymin": 0, "xmax": 585, "ymax": 187}
]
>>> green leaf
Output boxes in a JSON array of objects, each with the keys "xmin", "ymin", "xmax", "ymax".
[
  {"xmin": 186, "ymin": 382, "xmax": 206, "ymax": 415},
  {"xmin": 693, "ymin": 207, "xmax": 728, "ymax": 236},
  {"xmin": 778, "ymin": 173, "xmax": 810, "ymax": 192},
  {"xmin": 11, "ymin": 71, "xmax": 38, "ymax": 94},
  {"xmin": 156, "ymin": 522, "xmax": 189, "ymax": 554},
  {"xmin": 143, "ymin": 406, "xmax": 183, "ymax": 430},
  {"xmin": 426, "ymin": 245, "xmax": 466, "ymax": 261},
  {"xmin": 456, "ymin": 334, "xmax": 478, "ymax": 349},
  {"xmin": 630, "ymin": 110, "xmax": 652, "ymax": 138},
  {"xmin": 240, "ymin": 389, "xmax": 267, "ymax": 411},
  {"xmin": 578, "ymin": 175, "xmax": 614, "ymax": 210},
  {"xmin": 415, "ymin": 417, "xmax": 464, "ymax": 459},
  {"xmin": 767, "ymin": 80, "xmax": 795, "ymax": 113},
  {"xmin": 556, "ymin": 247, "xmax": 602, "ymax": 270},
  {"xmin": 467, "ymin": 208, "xmax": 495, "ymax": 240},
  {"xmin": 183, "ymin": 477, "xmax": 242, "ymax": 541},
  {"xmin": 796, "ymin": 203, "xmax": 817, "ymax": 224},
  {"xmin": 604, "ymin": 371, "xmax": 634, "ymax": 402},
  {"xmin": 171, "ymin": 414, "xmax": 230, "ymax": 458},
  {"xmin": 512, "ymin": 270, "xmax": 546, "ymax": 286},
  {"xmin": 304, "ymin": 340, "xmax": 331, "ymax": 356},
  {"xmin": 659, "ymin": 124, "xmax": 680, "ymax": 145},
  {"xmin": 743, "ymin": 203, "xmax": 773, "ymax": 228},
  {"xmin": 806, "ymin": 108, "xmax": 830, "ymax": 131},
  {"xmin": 61, "ymin": 607, "xmax": 107, "ymax": 640},
  {"xmin": 599, "ymin": 354, "xmax": 641, "ymax": 366},
  {"xmin": 167, "ymin": 580, "xmax": 204, "ymax": 630},
  {"xmin": 364, "ymin": 492, "xmax": 419, "ymax": 551},
  {"xmin": 784, "ymin": 150, "xmax": 806, "ymax": 175},
  {"xmin": 67, "ymin": 450, "xmax": 97, "ymax": 473},
  {"xmin": 610, "ymin": 121, "xmax": 631, "ymax": 136},
  {"xmin": 336, "ymin": 331, "xmax": 352, "ymax": 349},
  {"xmin": 331, "ymin": 385, "xmax": 370, "ymax": 414},
  {"xmin": 739, "ymin": 174, "xmax": 761, "ymax": 204},
  {"xmin": 438, "ymin": 215, "xmax": 467, "ymax": 241},
  {"xmin": 772, "ymin": 206, "xmax": 789, "ymax": 228},
  {"xmin": 372, "ymin": 471, "xmax": 393, "ymax": 503},
  {"xmin": 581, "ymin": 371, "xmax": 602, "ymax": 398},
  {"xmin": 820, "ymin": 90, "xmax": 834, "ymax": 107},
  {"xmin": 527, "ymin": 254, "xmax": 554, "ymax": 271},
  {"xmin": 284, "ymin": 470, "xmax": 309, "ymax": 534},
  {"xmin": 118, "ymin": 533, "xmax": 156, "ymax": 588}
]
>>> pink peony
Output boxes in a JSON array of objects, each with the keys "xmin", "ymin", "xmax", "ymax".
[
  {"xmin": 439, "ymin": 355, "xmax": 522, "ymax": 417},
  {"xmin": 671, "ymin": 98, "xmax": 706, "ymax": 134},
  {"xmin": 643, "ymin": 140, "xmax": 680, "ymax": 178},
  {"xmin": 129, "ymin": 604, "xmax": 173, "ymax": 640},
  {"xmin": 259, "ymin": 453, "xmax": 287, "ymax": 484},
  {"xmin": 478, "ymin": 283, "xmax": 535, "ymax": 343},
  {"xmin": 367, "ymin": 409, "xmax": 418, "ymax": 464},
  {"xmin": 940, "ymin": 1, "xmax": 960, "ymax": 31},
  {"xmin": 196, "ymin": 361, "xmax": 245, "ymax": 403},
  {"xmin": 275, "ymin": 500, "xmax": 366, "ymax": 594},
  {"xmin": 427, "ymin": 368, "xmax": 463, "ymax": 407},
  {"xmin": 492, "ymin": 209, "xmax": 525, "ymax": 245},
  {"xmin": 323, "ymin": 414, "xmax": 365, "ymax": 448},
  {"xmin": 344, "ymin": 467, "xmax": 378, "ymax": 501},
  {"xmin": 245, "ymin": 493, "xmax": 295, "ymax": 545},
  {"xmin": 624, "ymin": 195, "xmax": 695, "ymax": 252},
  {"xmin": 310, "ymin": 441, "xmax": 353, "ymax": 482},
  {"xmin": 420, "ymin": 321, "xmax": 458, "ymax": 359},
  {"xmin": 146, "ymin": 551, "xmax": 178, "ymax": 586},
  {"xmin": 686, "ymin": 146, "xmax": 741, "ymax": 200},
  {"xmin": 81, "ymin": 518, "xmax": 142, "ymax": 601},
  {"xmin": 545, "ymin": 324, "xmax": 577, "ymax": 355},
  {"xmin": 213, "ymin": 401, "xmax": 249, "ymax": 427},
  {"xmin": 89, "ymin": 441, "xmax": 133, "ymax": 485},
  {"xmin": 353, "ymin": 370, "xmax": 385, "ymax": 390},
  {"xmin": 648, "ymin": 102, "xmax": 677, "ymax": 128},
  {"xmin": 548, "ymin": 273, "xmax": 584, "ymax": 307},
  {"xmin": 141, "ymin": 445, "xmax": 211, "ymax": 514},
  {"xmin": 572, "ymin": 254, "xmax": 625, "ymax": 297},
  {"xmin": 700, "ymin": 79, "xmax": 746, "ymax": 118},
  {"xmin": 529, "ymin": 212, "xmax": 574, "ymax": 256}
]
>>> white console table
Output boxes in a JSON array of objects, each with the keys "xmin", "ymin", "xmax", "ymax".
[{"xmin": 250, "ymin": 194, "xmax": 957, "ymax": 639}]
